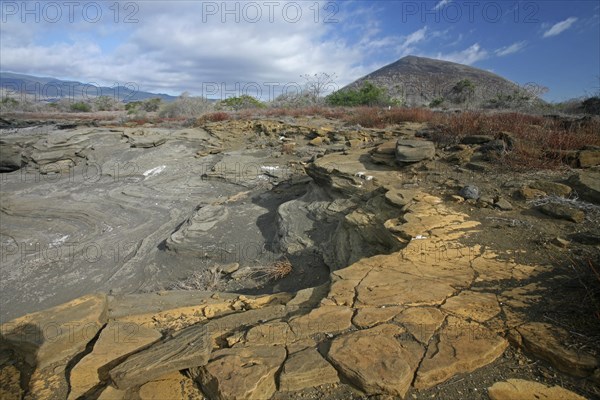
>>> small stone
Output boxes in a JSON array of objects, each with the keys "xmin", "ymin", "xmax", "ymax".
[
  {"xmin": 309, "ymin": 137, "xmax": 323, "ymax": 146},
  {"xmin": 450, "ymin": 195, "xmax": 465, "ymax": 203},
  {"xmin": 494, "ymin": 198, "xmax": 513, "ymax": 211},
  {"xmin": 551, "ymin": 237, "xmax": 570, "ymax": 248},
  {"xmin": 222, "ymin": 262, "xmax": 240, "ymax": 274},
  {"xmin": 231, "ymin": 266, "xmax": 253, "ymax": 279},
  {"xmin": 459, "ymin": 185, "xmax": 480, "ymax": 200}
]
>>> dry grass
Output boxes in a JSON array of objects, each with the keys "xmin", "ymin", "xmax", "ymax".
[
  {"xmin": 198, "ymin": 111, "xmax": 230, "ymax": 123},
  {"xmin": 250, "ymin": 258, "xmax": 293, "ymax": 281}
]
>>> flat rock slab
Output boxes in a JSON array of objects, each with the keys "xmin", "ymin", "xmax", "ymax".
[
  {"xmin": 414, "ymin": 316, "xmax": 508, "ymax": 389},
  {"xmin": 488, "ymin": 379, "xmax": 586, "ymax": 400},
  {"xmin": 109, "ymin": 322, "xmax": 212, "ymax": 389},
  {"xmin": 514, "ymin": 322, "xmax": 599, "ymax": 377},
  {"xmin": 68, "ymin": 322, "xmax": 162, "ymax": 399},
  {"xmin": 198, "ymin": 345, "xmax": 286, "ymax": 400},
  {"xmin": 441, "ymin": 291, "xmax": 501, "ymax": 322},
  {"xmin": 538, "ymin": 203, "xmax": 585, "ymax": 223},
  {"xmin": 394, "ymin": 307, "xmax": 446, "ymax": 345},
  {"xmin": 328, "ymin": 324, "xmax": 423, "ymax": 398},
  {"xmin": 1, "ymin": 293, "xmax": 107, "ymax": 369},
  {"xmin": 279, "ymin": 347, "xmax": 339, "ymax": 392},
  {"xmin": 288, "ymin": 306, "xmax": 353, "ymax": 339},
  {"xmin": 395, "ymin": 139, "xmax": 436, "ymax": 163}
]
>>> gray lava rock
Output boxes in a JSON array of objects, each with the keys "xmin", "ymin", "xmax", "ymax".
[
  {"xmin": 459, "ymin": 185, "xmax": 480, "ymax": 200},
  {"xmin": 395, "ymin": 139, "xmax": 435, "ymax": 164},
  {"xmin": 0, "ymin": 142, "xmax": 22, "ymax": 172}
]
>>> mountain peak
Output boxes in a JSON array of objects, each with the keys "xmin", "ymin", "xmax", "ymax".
[{"xmin": 344, "ymin": 56, "xmax": 532, "ymax": 107}]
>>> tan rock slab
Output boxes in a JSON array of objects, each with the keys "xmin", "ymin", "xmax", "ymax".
[
  {"xmin": 198, "ymin": 345, "xmax": 286, "ymax": 399},
  {"xmin": 352, "ymin": 306, "xmax": 404, "ymax": 329},
  {"xmin": 515, "ymin": 322, "xmax": 599, "ymax": 377},
  {"xmin": 488, "ymin": 379, "xmax": 586, "ymax": 400},
  {"xmin": 139, "ymin": 371, "xmax": 205, "ymax": 400},
  {"xmin": 0, "ymin": 364, "xmax": 23, "ymax": 400},
  {"xmin": 394, "ymin": 307, "xmax": 446, "ymax": 344},
  {"xmin": 355, "ymin": 267, "xmax": 457, "ymax": 307},
  {"xmin": 1, "ymin": 293, "xmax": 107, "ymax": 369},
  {"xmin": 414, "ymin": 316, "xmax": 508, "ymax": 389},
  {"xmin": 288, "ymin": 306, "xmax": 353, "ymax": 339},
  {"xmin": 97, "ymin": 386, "xmax": 128, "ymax": 400},
  {"xmin": 244, "ymin": 322, "xmax": 293, "ymax": 346},
  {"xmin": 328, "ymin": 324, "xmax": 423, "ymax": 398},
  {"xmin": 529, "ymin": 181, "xmax": 572, "ymax": 197},
  {"xmin": 441, "ymin": 291, "xmax": 501, "ymax": 322},
  {"xmin": 279, "ymin": 347, "xmax": 339, "ymax": 392},
  {"xmin": 68, "ymin": 322, "xmax": 162, "ymax": 399}
]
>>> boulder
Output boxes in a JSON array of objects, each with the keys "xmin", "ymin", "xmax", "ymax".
[
  {"xmin": 395, "ymin": 139, "xmax": 435, "ymax": 164},
  {"xmin": 578, "ymin": 149, "xmax": 600, "ymax": 168},
  {"xmin": 568, "ymin": 171, "xmax": 600, "ymax": 204}
]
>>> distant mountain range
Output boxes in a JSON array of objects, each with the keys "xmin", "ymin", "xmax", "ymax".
[
  {"xmin": 344, "ymin": 55, "xmax": 543, "ymax": 107},
  {"xmin": 0, "ymin": 72, "xmax": 177, "ymax": 103}
]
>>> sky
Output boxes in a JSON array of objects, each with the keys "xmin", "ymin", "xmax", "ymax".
[{"xmin": 1, "ymin": 0, "xmax": 599, "ymax": 102}]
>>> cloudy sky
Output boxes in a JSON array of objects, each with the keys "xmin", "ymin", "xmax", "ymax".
[{"xmin": 1, "ymin": 0, "xmax": 598, "ymax": 101}]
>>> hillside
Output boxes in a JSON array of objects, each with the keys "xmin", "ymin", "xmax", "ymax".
[
  {"xmin": 344, "ymin": 55, "xmax": 541, "ymax": 107},
  {"xmin": 0, "ymin": 72, "xmax": 177, "ymax": 103}
]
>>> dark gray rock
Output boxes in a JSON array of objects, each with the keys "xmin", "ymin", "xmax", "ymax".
[
  {"xmin": 461, "ymin": 135, "xmax": 494, "ymax": 145},
  {"xmin": 459, "ymin": 185, "xmax": 480, "ymax": 200},
  {"xmin": 0, "ymin": 142, "xmax": 22, "ymax": 172}
]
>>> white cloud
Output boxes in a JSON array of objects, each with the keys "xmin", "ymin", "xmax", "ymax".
[
  {"xmin": 434, "ymin": 43, "xmax": 489, "ymax": 65},
  {"xmin": 0, "ymin": 1, "xmax": 376, "ymax": 98},
  {"xmin": 543, "ymin": 17, "xmax": 578, "ymax": 38},
  {"xmin": 397, "ymin": 27, "xmax": 428, "ymax": 56},
  {"xmin": 434, "ymin": 0, "xmax": 451, "ymax": 11},
  {"xmin": 496, "ymin": 41, "xmax": 527, "ymax": 56}
]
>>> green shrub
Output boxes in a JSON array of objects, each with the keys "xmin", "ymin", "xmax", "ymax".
[
  {"xmin": 326, "ymin": 82, "xmax": 390, "ymax": 106},
  {"xmin": 70, "ymin": 102, "xmax": 92, "ymax": 112},
  {"xmin": 429, "ymin": 98, "xmax": 444, "ymax": 108},
  {"xmin": 219, "ymin": 95, "xmax": 265, "ymax": 111}
]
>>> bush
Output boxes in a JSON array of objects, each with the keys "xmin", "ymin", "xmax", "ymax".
[
  {"xmin": 218, "ymin": 95, "xmax": 266, "ymax": 111},
  {"xmin": 158, "ymin": 93, "xmax": 213, "ymax": 118},
  {"xmin": 581, "ymin": 96, "xmax": 600, "ymax": 115},
  {"xmin": 70, "ymin": 102, "xmax": 92, "ymax": 112},
  {"xmin": 429, "ymin": 98, "xmax": 444, "ymax": 108},
  {"xmin": 326, "ymin": 82, "xmax": 390, "ymax": 107}
]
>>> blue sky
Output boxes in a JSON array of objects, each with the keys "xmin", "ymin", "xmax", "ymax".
[{"xmin": 1, "ymin": 0, "xmax": 598, "ymax": 101}]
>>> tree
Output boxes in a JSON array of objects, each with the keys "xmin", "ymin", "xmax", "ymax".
[{"xmin": 301, "ymin": 73, "xmax": 338, "ymax": 104}]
